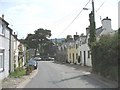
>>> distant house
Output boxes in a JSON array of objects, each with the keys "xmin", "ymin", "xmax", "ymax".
[
  {"xmin": 0, "ymin": 15, "xmax": 12, "ymax": 80},
  {"xmin": 78, "ymin": 34, "xmax": 91, "ymax": 66},
  {"xmin": 50, "ymin": 38, "xmax": 65, "ymax": 45},
  {"xmin": 67, "ymin": 34, "xmax": 80, "ymax": 64},
  {"xmin": 56, "ymin": 43, "xmax": 68, "ymax": 63}
]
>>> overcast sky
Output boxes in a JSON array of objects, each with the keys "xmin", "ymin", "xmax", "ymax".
[{"xmin": 0, "ymin": 0, "xmax": 119, "ymax": 39}]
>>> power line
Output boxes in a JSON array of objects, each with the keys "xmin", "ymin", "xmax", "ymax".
[
  {"xmin": 95, "ymin": 1, "xmax": 106, "ymax": 21},
  {"xmin": 57, "ymin": 0, "xmax": 91, "ymax": 37},
  {"xmin": 96, "ymin": 1, "xmax": 105, "ymax": 12}
]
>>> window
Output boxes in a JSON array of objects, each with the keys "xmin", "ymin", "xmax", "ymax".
[
  {"xmin": 76, "ymin": 53, "xmax": 78, "ymax": 59},
  {"xmin": 88, "ymin": 50, "xmax": 90, "ymax": 58},
  {"xmin": 0, "ymin": 23, "xmax": 5, "ymax": 35},
  {"xmin": 69, "ymin": 53, "xmax": 71, "ymax": 59},
  {"xmin": 2, "ymin": 24, "xmax": 5, "ymax": 35},
  {"xmin": 0, "ymin": 50, "xmax": 4, "ymax": 72}
]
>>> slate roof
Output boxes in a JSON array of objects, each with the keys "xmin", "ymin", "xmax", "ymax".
[{"xmin": 96, "ymin": 26, "xmax": 104, "ymax": 37}]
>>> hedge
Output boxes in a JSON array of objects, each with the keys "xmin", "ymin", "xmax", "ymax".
[{"xmin": 91, "ymin": 33, "xmax": 118, "ymax": 81}]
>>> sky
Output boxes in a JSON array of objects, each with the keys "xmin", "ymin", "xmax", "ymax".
[{"xmin": 0, "ymin": 0, "xmax": 119, "ymax": 39}]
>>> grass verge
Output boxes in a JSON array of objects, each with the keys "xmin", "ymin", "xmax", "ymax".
[{"xmin": 9, "ymin": 68, "xmax": 26, "ymax": 78}]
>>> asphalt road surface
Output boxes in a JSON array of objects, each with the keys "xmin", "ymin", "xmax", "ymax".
[{"xmin": 24, "ymin": 61, "xmax": 116, "ymax": 88}]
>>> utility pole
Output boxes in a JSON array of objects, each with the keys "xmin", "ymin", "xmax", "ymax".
[
  {"xmin": 89, "ymin": 0, "xmax": 96, "ymax": 46},
  {"xmin": 92, "ymin": 0, "xmax": 96, "ymax": 32}
]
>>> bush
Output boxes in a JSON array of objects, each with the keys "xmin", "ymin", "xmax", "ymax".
[
  {"xmin": 91, "ymin": 33, "xmax": 118, "ymax": 81},
  {"xmin": 26, "ymin": 66, "xmax": 34, "ymax": 75}
]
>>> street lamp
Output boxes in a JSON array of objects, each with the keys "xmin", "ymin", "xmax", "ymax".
[{"xmin": 83, "ymin": 8, "xmax": 89, "ymax": 10}]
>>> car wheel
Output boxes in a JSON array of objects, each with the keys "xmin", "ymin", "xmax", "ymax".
[{"xmin": 35, "ymin": 66, "xmax": 37, "ymax": 69}]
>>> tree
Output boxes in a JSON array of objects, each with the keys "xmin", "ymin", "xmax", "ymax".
[
  {"xmin": 24, "ymin": 28, "xmax": 52, "ymax": 56},
  {"xmin": 25, "ymin": 34, "xmax": 38, "ymax": 49},
  {"xmin": 34, "ymin": 28, "xmax": 51, "ymax": 38}
]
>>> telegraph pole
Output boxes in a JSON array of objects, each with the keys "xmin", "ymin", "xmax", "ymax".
[
  {"xmin": 92, "ymin": 0, "xmax": 96, "ymax": 32},
  {"xmin": 89, "ymin": 0, "xmax": 96, "ymax": 46}
]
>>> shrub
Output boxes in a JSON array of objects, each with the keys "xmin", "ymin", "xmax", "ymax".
[
  {"xmin": 26, "ymin": 66, "xmax": 34, "ymax": 75},
  {"xmin": 91, "ymin": 33, "xmax": 118, "ymax": 81}
]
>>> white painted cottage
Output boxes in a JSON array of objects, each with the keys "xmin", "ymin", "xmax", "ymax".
[{"xmin": 0, "ymin": 15, "xmax": 12, "ymax": 81}]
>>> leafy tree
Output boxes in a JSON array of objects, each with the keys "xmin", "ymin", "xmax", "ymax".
[
  {"xmin": 34, "ymin": 28, "xmax": 51, "ymax": 38},
  {"xmin": 25, "ymin": 34, "xmax": 38, "ymax": 49},
  {"xmin": 24, "ymin": 28, "xmax": 53, "ymax": 56}
]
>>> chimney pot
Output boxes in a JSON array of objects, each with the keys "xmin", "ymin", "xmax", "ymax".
[
  {"xmin": 76, "ymin": 32, "xmax": 77, "ymax": 35},
  {"xmin": 2, "ymin": 14, "xmax": 4, "ymax": 19}
]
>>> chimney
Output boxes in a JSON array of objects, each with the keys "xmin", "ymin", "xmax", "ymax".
[
  {"xmin": 102, "ymin": 17, "xmax": 112, "ymax": 31},
  {"xmin": 74, "ymin": 32, "xmax": 79, "ymax": 41},
  {"xmin": 13, "ymin": 32, "xmax": 17, "ymax": 39},
  {"xmin": 2, "ymin": 14, "xmax": 4, "ymax": 19},
  {"xmin": 76, "ymin": 32, "xmax": 77, "ymax": 35}
]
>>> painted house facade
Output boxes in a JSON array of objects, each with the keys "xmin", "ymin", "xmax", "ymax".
[
  {"xmin": 78, "ymin": 33, "xmax": 92, "ymax": 66},
  {"xmin": 67, "ymin": 41, "xmax": 79, "ymax": 64},
  {"xmin": 10, "ymin": 34, "xmax": 27, "ymax": 72},
  {"xmin": 56, "ymin": 44, "xmax": 68, "ymax": 63},
  {"xmin": 10, "ymin": 34, "xmax": 16, "ymax": 72},
  {"xmin": 0, "ymin": 16, "xmax": 12, "ymax": 80},
  {"xmin": 67, "ymin": 34, "xmax": 80, "ymax": 64}
]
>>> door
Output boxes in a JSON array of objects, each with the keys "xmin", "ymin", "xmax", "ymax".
[
  {"xmin": 73, "ymin": 53, "xmax": 74, "ymax": 63},
  {"xmin": 84, "ymin": 51, "xmax": 86, "ymax": 66}
]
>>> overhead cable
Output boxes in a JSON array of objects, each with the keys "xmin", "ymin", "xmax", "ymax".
[{"xmin": 57, "ymin": 0, "xmax": 91, "ymax": 37}]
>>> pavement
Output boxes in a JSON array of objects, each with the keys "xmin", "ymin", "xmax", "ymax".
[{"xmin": 2, "ymin": 69, "xmax": 38, "ymax": 88}]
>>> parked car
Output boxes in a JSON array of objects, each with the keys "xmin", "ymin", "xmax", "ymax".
[
  {"xmin": 48, "ymin": 57, "xmax": 54, "ymax": 61},
  {"xmin": 27, "ymin": 58, "xmax": 38, "ymax": 69},
  {"xmin": 34, "ymin": 57, "xmax": 41, "ymax": 61},
  {"xmin": 43, "ymin": 56, "xmax": 49, "ymax": 61},
  {"xmin": 40, "ymin": 56, "xmax": 48, "ymax": 61}
]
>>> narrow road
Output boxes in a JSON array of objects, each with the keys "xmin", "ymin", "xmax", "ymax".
[{"xmin": 24, "ymin": 61, "xmax": 116, "ymax": 88}]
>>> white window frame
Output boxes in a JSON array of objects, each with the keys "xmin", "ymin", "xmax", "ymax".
[{"xmin": 0, "ymin": 51, "xmax": 4, "ymax": 72}]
